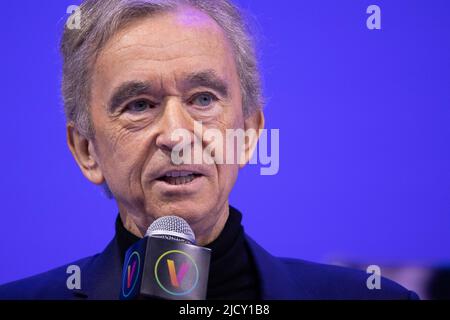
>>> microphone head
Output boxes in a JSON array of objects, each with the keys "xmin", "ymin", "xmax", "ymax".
[{"xmin": 146, "ymin": 216, "xmax": 196, "ymax": 245}]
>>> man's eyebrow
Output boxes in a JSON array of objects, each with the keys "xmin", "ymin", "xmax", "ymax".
[
  {"xmin": 108, "ymin": 81, "xmax": 153, "ymax": 113},
  {"xmin": 107, "ymin": 71, "xmax": 229, "ymax": 113},
  {"xmin": 183, "ymin": 70, "xmax": 229, "ymax": 98}
]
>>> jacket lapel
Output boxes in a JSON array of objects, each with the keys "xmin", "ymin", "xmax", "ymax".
[
  {"xmin": 245, "ymin": 235, "xmax": 312, "ymax": 300},
  {"xmin": 72, "ymin": 237, "xmax": 123, "ymax": 300}
]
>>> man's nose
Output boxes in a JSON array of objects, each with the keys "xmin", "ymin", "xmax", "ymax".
[{"xmin": 155, "ymin": 97, "xmax": 194, "ymax": 152}]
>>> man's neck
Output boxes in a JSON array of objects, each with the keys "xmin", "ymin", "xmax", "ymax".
[{"xmin": 118, "ymin": 202, "xmax": 230, "ymax": 246}]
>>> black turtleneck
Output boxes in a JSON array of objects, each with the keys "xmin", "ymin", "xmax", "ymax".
[{"xmin": 116, "ymin": 206, "xmax": 261, "ymax": 300}]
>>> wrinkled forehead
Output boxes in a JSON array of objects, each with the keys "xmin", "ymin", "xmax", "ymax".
[{"xmin": 93, "ymin": 6, "xmax": 238, "ymax": 94}]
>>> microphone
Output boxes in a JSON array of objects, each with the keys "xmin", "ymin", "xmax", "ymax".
[{"xmin": 120, "ymin": 216, "xmax": 211, "ymax": 300}]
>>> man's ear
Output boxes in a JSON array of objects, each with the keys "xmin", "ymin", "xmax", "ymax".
[
  {"xmin": 66, "ymin": 123, "xmax": 105, "ymax": 185},
  {"xmin": 239, "ymin": 109, "xmax": 265, "ymax": 169}
]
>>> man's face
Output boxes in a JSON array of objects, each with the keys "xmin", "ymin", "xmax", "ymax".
[{"xmin": 87, "ymin": 8, "xmax": 248, "ymax": 240}]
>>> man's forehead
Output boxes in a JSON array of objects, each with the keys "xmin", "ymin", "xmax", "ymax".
[
  {"xmin": 93, "ymin": 8, "xmax": 237, "ymax": 96},
  {"xmin": 101, "ymin": 7, "xmax": 228, "ymax": 56}
]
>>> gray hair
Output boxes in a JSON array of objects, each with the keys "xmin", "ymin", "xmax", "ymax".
[{"xmin": 61, "ymin": 0, "xmax": 263, "ymax": 138}]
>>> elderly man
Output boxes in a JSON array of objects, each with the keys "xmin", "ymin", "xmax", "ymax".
[{"xmin": 0, "ymin": 0, "xmax": 417, "ymax": 300}]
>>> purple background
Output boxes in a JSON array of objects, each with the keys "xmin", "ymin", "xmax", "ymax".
[{"xmin": 1, "ymin": 0, "xmax": 449, "ymax": 285}]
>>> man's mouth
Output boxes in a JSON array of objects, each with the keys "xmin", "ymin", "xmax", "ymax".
[{"xmin": 157, "ymin": 171, "xmax": 203, "ymax": 186}]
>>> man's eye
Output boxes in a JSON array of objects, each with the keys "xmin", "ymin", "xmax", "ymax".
[
  {"xmin": 125, "ymin": 100, "xmax": 154, "ymax": 113},
  {"xmin": 191, "ymin": 93, "xmax": 217, "ymax": 107}
]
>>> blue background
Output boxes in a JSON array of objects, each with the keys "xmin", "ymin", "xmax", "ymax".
[{"xmin": 1, "ymin": 0, "xmax": 449, "ymax": 285}]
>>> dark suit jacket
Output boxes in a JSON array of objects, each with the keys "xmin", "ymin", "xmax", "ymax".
[{"xmin": 0, "ymin": 235, "xmax": 419, "ymax": 300}]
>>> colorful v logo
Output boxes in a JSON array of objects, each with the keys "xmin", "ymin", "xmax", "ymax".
[
  {"xmin": 167, "ymin": 259, "xmax": 190, "ymax": 288},
  {"xmin": 127, "ymin": 260, "xmax": 137, "ymax": 289}
]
